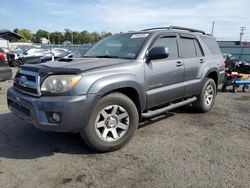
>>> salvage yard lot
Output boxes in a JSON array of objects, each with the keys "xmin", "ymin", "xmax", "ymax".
[{"xmin": 0, "ymin": 71, "xmax": 249, "ymax": 188}]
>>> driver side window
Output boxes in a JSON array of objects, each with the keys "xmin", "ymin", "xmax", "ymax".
[{"xmin": 152, "ymin": 36, "xmax": 179, "ymax": 59}]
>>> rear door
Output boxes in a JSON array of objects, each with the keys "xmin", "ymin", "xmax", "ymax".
[
  {"xmin": 145, "ymin": 33, "xmax": 185, "ymax": 109},
  {"xmin": 179, "ymin": 34, "xmax": 205, "ymax": 96}
]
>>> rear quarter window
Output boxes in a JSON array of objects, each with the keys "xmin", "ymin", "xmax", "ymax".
[{"xmin": 200, "ymin": 36, "xmax": 221, "ymax": 55}]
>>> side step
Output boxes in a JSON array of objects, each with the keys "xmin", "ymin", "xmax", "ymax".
[{"xmin": 141, "ymin": 96, "xmax": 197, "ymax": 119}]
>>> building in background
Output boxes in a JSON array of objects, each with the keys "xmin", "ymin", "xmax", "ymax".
[
  {"xmin": 40, "ymin": 37, "xmax": 49, "ymax": 44},
  {"xmin": 0, "ymin": 38, "xmax": 9, "ymax": 48},
  {"xmin": 0, "ymin": 29, "xmax": 23, "ymax": 48},
  {"xmin": 218, "ymin": 41, "xmax": 250, "ymax": 62}
]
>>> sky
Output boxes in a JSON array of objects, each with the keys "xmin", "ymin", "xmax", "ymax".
[{"xmin": 1, "ymin": 0, "xmax": 250, "ymax": 40}]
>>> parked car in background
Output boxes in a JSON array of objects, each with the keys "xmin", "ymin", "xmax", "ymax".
[
  {"xmin": 222, "ymin": 53, "xmax": 240, "ymax": 68},
  {"xmin": 15, "ymin": 48, "xmax": 73, "ymax": 66},
  {"xmin": 0, "ymin": 51, "xmax": 8, "ymax": 64},
  {"xmin": 0, "ymin": 47, "xmax": 15, "ymax": 67},
  {"xmin": 0, "ymin": 51, "xmax": 12, "ymax": 81},
  {"xmin": 40, "ymin": 48, "xmax": 73, "ymax": 63},
  {"xmin": 15, "ymin": 48, "xmax": 52, "ymax": 66}
]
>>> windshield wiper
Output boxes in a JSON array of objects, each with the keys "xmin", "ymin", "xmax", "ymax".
[
  {"xmin": 95, "ymin": 55, "xmax": 121, "ymax": 58},
  {"xmin": 84, "ymin": 55, "xmax": 120, "ymax": 58}
]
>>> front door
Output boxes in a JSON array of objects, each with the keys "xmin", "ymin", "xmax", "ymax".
[{"xmin": 145, "ymin": 34, "xmax": 185, "ymax": 109}]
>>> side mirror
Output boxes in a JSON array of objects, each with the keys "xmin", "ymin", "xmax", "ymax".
[{"xmin": 147, "ymin": 46, "xmax": 169, "ymax": 61}]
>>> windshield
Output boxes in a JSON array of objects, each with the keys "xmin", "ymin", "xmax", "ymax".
[{"xmin": 84, "ymin": 33, "xmax": 149, "ymax": 59}]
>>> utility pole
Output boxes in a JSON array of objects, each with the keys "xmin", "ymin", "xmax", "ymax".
[
  {"xmin": 239, "ymin": 26, "xmax": 246, "ymax": 42},
  {"xmin": 48, "ymin": 33, "xmax": 50, "ymax": 45},
  {"xmin": 211, "ymin": 21, "xmax": 215, "ymax": 36}
]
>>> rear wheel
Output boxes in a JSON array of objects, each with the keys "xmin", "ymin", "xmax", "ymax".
[
  {"xmin": 243, "ymin": 85, "xmax": 249, "ymax": 92},
  {"xmin": 193, "ymin": 78, "xmax": 217, "ymax": 112},
  {"xmin": 81, "ymin": 93, "xmax": 139, "ymax": 152}
]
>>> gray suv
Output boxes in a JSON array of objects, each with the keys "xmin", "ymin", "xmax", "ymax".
[{"xmin": 7, "ymin": 26, "xmax": 225, "ymax": 152}]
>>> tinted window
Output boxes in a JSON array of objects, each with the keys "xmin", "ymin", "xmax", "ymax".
[
  {"xmin": 180, "ymin": 38, "xmax": 196, "ymax": 58},
  {"xmin": 194, "ymin": 39, "xmax": 204, "ymax": 57},
  {"xmin": 152, "ymin": 37, "xmax": 178, "ymax": 59},
  {"xmin": 200, "ymin": 36, "xmax": 221, "ymax": 55}
]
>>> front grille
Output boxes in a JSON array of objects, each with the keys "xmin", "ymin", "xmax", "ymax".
[
  {"xmin": 14, "ymin": 82, "xmax": 38, "ymax": 94},
  {"xmin": 14, "ymin": 70, "xmax": 41, "ymax": 97}
]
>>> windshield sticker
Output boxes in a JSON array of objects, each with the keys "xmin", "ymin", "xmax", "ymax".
[{"xmin": 131, "ymin": 34, "xmax": 149, "ymax": 38}]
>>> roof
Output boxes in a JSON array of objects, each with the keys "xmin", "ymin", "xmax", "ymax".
[{"xmin": 0, "ymin": 29, "xmax": 23, "ymax": 40}]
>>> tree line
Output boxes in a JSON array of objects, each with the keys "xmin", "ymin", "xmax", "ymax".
[{"xmin": 13, "ymin": 28, "xmax": 112, "ymax": 44}]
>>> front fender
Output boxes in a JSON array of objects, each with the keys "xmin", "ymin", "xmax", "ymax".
[{"xmin": 88, "ymin": 73, "xmax": 146, "ymax": 110}]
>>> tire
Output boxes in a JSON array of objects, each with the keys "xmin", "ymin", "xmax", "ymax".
[
  {"xmin": 81, "ymin": 93, "xmax": 139, "ymax": 152},
  {"xmin": 243, "ymin": 85, "xmax": 249, "ymax": 92},
  {"xmin": 221, "ymin": 83, "xmax": 227, "ymax": 92},
  {"xmin": 193, "ymin": 78, "xmax": 217, "ymax": 113},
  {"xmin": 14, "ymin": 60, "xmax": 23, "ymax": 68}
]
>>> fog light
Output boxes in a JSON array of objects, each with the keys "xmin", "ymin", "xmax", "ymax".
[{"xmin": 52, "ymin": 113, "xmax": 61, "ymax": 123}]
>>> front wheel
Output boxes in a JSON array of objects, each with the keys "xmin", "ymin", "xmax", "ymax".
[
  {"xmin": 193, "ymin": 78, "xmax": 217, "ymax": 113},
  {"xmin": 81, "ymin": 93, "xmax": 139, "ymax": 152},
  {"xmin": 243, "ymin": 85, "xmax": 249, "ymax": 92}
]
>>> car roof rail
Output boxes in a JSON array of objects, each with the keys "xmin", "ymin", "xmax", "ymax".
[
  {"xmin": 141, "ymin": 27, "xmax": 169, "ymax": 31},
  {"xmin": 141, "ymin": 26, "xmax": 206, "ymax": 35},
  {"xmin": 169, "ymin": 26, "xmax": 206, "ymax": 34}
]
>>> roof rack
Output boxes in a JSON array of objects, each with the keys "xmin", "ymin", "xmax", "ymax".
[
  {"xmin": 169, "ymin": 26, "xmax": 206, "ymax": 34},
  {"xmin": 141, "ymin": 26, "xmax": 206, "ymax": 35},
  {"xmin": 141, "ymin": 27, "xmax": 169, "ymax": 31}
]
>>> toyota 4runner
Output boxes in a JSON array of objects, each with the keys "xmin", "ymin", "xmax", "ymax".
[{"xmin": 7, "ymin": 26, "xmax": 225, "ymax": 152}]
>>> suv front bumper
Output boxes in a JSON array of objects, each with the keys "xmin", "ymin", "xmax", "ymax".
[{"xmin": 7, "ymin": 87, "xmax": 97, "ymax": 132}]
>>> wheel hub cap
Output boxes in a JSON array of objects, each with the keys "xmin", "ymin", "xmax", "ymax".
[
  {"xmin": 106, "ymin": 116, "xmax": 118, "ymax": 128},
  {"xmin": 204, "ymin": 84, "xmax": 214, "ymax": 106},
  {"xmin": 95, "ymin": 105, "xmax": 130, "ymax": 142}
]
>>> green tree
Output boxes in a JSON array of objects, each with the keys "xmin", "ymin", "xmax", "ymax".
[
  {"xmin": 13, "ymin": 28, "xmax": 19, "ymax": 33},
  {"xmin": 50, "ymin": 32, "xmax": 64, "ymax": 44},
  {"xmin": 33, "ymin": 29, "xmax": 49, "ymax": 43},
  {"xmin": 101, "ymin": 31, "xmax": 112, "ymax": 38},
  {"xmin": 64, "ymin": 28, "xmax": 73, "ymax": 43},
  {"xmin": 80, "ymin": 30, "xmax": 89, "ymax": 43},
  {"xmin": 16, "ymin": 29, "xmax": 33, "ymax": 42}
]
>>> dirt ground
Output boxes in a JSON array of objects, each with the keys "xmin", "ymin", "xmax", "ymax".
[{"xmin": 0, "ymin": 70, "xmax": 249, "ymax": 188}]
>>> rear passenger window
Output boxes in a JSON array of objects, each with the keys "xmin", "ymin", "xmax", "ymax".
[
  {"xmin": 180, "ymin": 38, "xmax": 204, "ymax": 58},
  {"xmin": 151, "ymin": 36, "xmax": 178, "ymax": 59},
  {"xmin": 180, "ymin": 38, "xmax": 196, "ymax": 58}
]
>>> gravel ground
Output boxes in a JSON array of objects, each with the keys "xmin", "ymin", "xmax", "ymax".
[{"xmin": 0, "ymin": 70, "xmax": 249, "ymax": 188}]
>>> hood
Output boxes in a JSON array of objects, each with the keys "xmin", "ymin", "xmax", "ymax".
[{"xmin": 21, "ymin": 58, "xmax": 133, "ymax": 75}]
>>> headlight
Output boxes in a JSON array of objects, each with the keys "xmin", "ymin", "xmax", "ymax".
[{"xmin": 41, "ymin": 75, "xmax": 81, "ymax": 94}]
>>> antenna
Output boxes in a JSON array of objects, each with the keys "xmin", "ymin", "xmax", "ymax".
[{"xmin": 211, "ymin": 21, "xmax": 215, "ymax": 36}]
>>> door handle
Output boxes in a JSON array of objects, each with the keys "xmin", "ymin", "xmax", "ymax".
[
  {"xmin": 176, "ymin": 61, "xmax": 183, "ymax": 66},
  {"xmin": 200, "ymin": 59, "xmax": 205, "ymax": 63}
]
